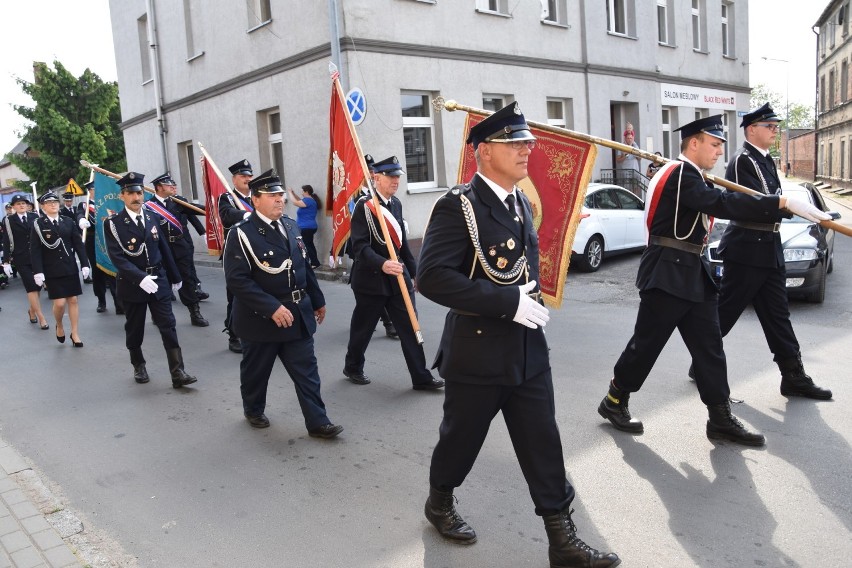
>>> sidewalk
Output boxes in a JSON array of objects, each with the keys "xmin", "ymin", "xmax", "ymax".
[{"xmin": 0, "ymin": 440, "xmax": 82, "ymax": 568}]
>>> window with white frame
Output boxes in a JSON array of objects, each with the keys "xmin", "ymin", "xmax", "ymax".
[
  {"xmin": 482, "ymin": 95, "xmax": 507, "ymax": 112},
  {"xmin": 476, "ymin": 0, "xmax": 509, "ymax": 16},
  {"xmin": 541, "ymin": 0, "xmax": 567, "ymax": 25},
  {"xmin": 266, "ymin": 110, "xmax": 285, "ymax": 179},
  {"xmin": 607, "ymin": 0, "xmax": 628, "ymax": 35},
  {"xmin": 691, "ymin": 0, "xmax": 707, "ymax": 51},
  {"xmin": 722, "ymin": 112, "xmax": 732, "ymax": 163},
  {"xmin": 695, "ymin": 108, "xmax": 709, "ymax": 121},
  {"xmin": 842, "ymin": 60, "xmax": 849, "ymax": 102},
  {"xmin": 829, "ymin": 69, "xmax": 837, "ymax": 109},
  {"xmin": 820, "ymin": 74, "xmax": 826, "ymax": 110},
  {"xmin": 661, "ymin": 107, "xmax": 673, "ymax": 158},
  {"xmin": 657, "ymin": 0, "xmax": 671, "ymax": 45},
  {"xmin": 546, "ymin": 98, "xmax": 574, "ymax": 129},
  {"xmin": 721, "ymin": 1, "xmax": 734, "ymax": 57},
  {"xmin": 247, "ymin": 0, "xmax": 271, "ymax": 30},
  {"xmin": 137, "ymin": 14, "xmax": 152, "ymax": 83},
  {"xmin": 178, "ymin": 141, "xmax": 200, "ymax": 201},
  {"xmin": 183, "ymin": 0, "xmax": 203, "ymax": 60},
  {"xmin": 401, "ymin": 92, "xmax": 438, "ymax": 188}
]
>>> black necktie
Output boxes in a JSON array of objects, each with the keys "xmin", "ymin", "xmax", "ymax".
[
  {"xmin": 52, "ymin": 218, "xmax": 58, "ymax": 228},
  {"xmin": 271, "ymin": 220, "xmax": 287, "ymax": 240},
  {"xmin": 136, "ymin": 215, "xmax": 144, "ymax": 232},
  {"xmin": 20, "ymin": 215, "xmax": 27, "ymax": 227},
  {"xmin": 505, "ymin": 194, "xmax": 520, "ymax": 223}
]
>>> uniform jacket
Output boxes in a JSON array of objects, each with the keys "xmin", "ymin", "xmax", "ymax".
[
  {"xmin": 418, "ymin": 174, "xmax": 548, "ymax": 386},
  {"xmin": 718, "ymin": 142, "xmax": 786, "ymax": 268},
  {"xmin": 638, "ymin": 157, "xmax": 780, "ymax": 302},
  {"xmin": 349, "ymin": 193, "xmax": 416, "ymax": 296},
  {"xmin": 2, "ymin": 212, "xmax": 40, "ymax": 265},
  {"xmin": 30, "ymin": 216, "xmax": 88, "ymax": 278},
  {"xmin": 146, "ymin": 195, "xmax": 204, "ymax": 260},
  {"xmin": 59, "ymin": 205, "xmax": 78, "ymax": 224},
  {"xmin": 218, "ymin": 191, "xmax": 252, "ymax": 232},
  {"xmin": 104, "ymin": 208, "xmax": 181, "ymax": 303}
]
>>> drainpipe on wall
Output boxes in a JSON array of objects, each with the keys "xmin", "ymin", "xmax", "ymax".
[
  {"xmin": 146, "ymin": 0, "xmax": 169, "ymax": 171},
  {"xmin": 812, "ymin": 25, "xmax": 820, "ymax": 182},
  {"xmin": 329, "ymin": 0, "xmax": 347, "ymax": 92}
]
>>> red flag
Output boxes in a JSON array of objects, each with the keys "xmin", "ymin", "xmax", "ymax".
[
  {"xmin": 458, "ymin": 114, "xmax": 597, "ymax": 308},
  {"xmin": 201, "ymin": 155, "xmax": 226, "ymax": 255},
  {"xmin": 326, "ymin": 72, "xmax": 368, "ymax": 257}
]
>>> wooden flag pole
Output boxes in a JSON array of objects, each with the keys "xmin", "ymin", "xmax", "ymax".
[
  {"xmin": 331, "ymin": 63, "xmax": 424, "ymax": 344},
  {"xmin": 197, "ymin": 143, "xmax": 247, "ymax": 212},
  {"xmin": 79, "ymin": 160, "xmax": 206, "ymax": 215},
  {"xmin": 433, "ymin": 97, "xmax": 852, "ymax": 239},
  {"xmin": 81, "ymin": 167, "xmax": 96, "ymax": 243}
]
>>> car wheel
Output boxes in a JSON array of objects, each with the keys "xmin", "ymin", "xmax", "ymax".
[
  {"xmin": 805, "ymin": 262, "xmax": 827, "ymax": 303},
  {"xmin": 575, "ymin": 235, "xmax": 604, "ymax": 272}
]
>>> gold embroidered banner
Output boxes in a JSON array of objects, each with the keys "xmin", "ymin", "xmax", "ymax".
[{"xmin": 458, "ymin": 113, "xmax": 596, "ymax": 308}]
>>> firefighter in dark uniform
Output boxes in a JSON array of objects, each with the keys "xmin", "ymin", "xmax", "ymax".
[
  {"xmin": 77, "ymin": 181, "xmax": 121, "ymax": 313},
  {"xmin": 104, "ymin": 172, "xmax": 198, "ymax": 388},
  {"xmin": 218, "ymin": 159, "xmax": 254, "ymax": 354},
  {"xmin": 596, "ymin": 115, "xmax": 831, "ymax": 448},
  {"xmin": 147, "ymin": 172, "xmax": 209, "ymax": 327},
  {"xmin": 59, "ymin": 192, "xmax": 78, "ymax": 223},
  {"xmin": 717, "ymin": 103, "xmax": 832, "ymax": 400},
  {"xmin": 2, "ymin": 194, "xmax": 49, "ymax": 328},
  {"xmin": 223, "ymin": 169, "xmax": 342, "ymax": 438},
  {"xmin": 343, "ymin": 156, "xmax": 443, "ymax": 390},
  {"xmin": 418, "ymin": 102, "xmax": 620, "ymax": 568}
]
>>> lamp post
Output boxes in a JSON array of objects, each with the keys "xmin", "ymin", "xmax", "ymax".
[{"xmin": 762, "ymin": 56, "xmax": 790, "ymax": 175}]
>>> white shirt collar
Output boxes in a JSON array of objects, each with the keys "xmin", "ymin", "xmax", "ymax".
[
  {"xmin": 126, "ymin": 207, "xmax": 144, "ymax": 220},
  {"xmin": 745, "ymin": 140, "xmax": 771, "ymax": 158},
  {"xmin": 255, "ymin": 211, "xmax": 278, "ymax": 227},
  {"xmin": 678, "ymin": 153, "xmax": 705, "ymax": 175},
  {"xmin": 476, "ymin": 172, "xmax": 517, "ymax": 204},
  {"xmin": 46, "ymin": 215, "xmax": 60, "ymax": 222}
]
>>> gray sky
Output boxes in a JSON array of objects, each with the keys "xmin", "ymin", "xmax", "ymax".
[{"xmin": 0, "ymin": 1, "xmax": 834, "ymax": 155}]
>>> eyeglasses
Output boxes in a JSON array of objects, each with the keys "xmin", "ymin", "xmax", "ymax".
[
  {"xmin": 488, "ymin": 139, "xmax": 536, "ymax": 150},
  {"xmin": 755, "ymin": 123, "xmax": 780, "ymax": 132}
]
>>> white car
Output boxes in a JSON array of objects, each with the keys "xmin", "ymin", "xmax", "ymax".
[{"xmin": 571, "ymin": 183, "xmax": 646, "ymax": 272}]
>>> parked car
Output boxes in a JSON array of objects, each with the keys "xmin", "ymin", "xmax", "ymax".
[
  {"xmin": 571, "ymin": 183, "xmax": 645, "ymax": 272},
  {"xmin": 704, "ymin": 181, "xmax": 839, "ymax": 303}
]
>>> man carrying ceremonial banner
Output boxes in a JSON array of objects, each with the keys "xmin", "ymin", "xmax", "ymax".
[
  {"xmin": 200, "ymin": 151, "xmax": 227, "ymax": 256},
  {"xmin": 326, "ymin": 67, "xmax": 370, "ymax": 258},
  {"xmin": 456, "ymin": 107, "xmax": 596, "ymax": 308}
]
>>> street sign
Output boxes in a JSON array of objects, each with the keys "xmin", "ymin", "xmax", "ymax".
[
  {"xmin": 346, "ymin": 88, "xmax": 367, "ymax": 125},
  {"xmin": 67, "ymin": 178, "xmax": 85, "ymax": 196}
]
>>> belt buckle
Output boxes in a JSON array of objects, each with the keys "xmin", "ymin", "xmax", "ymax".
[
  {"xmin": 772, "ymin": 222, "xmax": 780, "ymax": 233},
  {"xmin": 292, "ymin": 289, "xmax": 303, "ymax": 303},
  {"xmin": 699, "ymin": 243, "xmax": 707, "ymax": 256}
]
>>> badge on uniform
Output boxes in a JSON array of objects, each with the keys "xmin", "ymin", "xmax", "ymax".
[
  {"xmin": 488, "ymin": 246, "xmax": 496, "ymax": 257},
  {"xmin": 497, "ymin": 257, "xmax": 508, "ymax": 269},
  {"xmin": 151, "ymin": 226, "xmax": 158, "ymax": 240},
  {"xmin": 507, "ymin": 239, "xmax": 516, "ymax": 250}
]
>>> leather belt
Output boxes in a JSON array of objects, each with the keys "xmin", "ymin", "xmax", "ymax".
[
  {"xmin": 280, "ymin": 289, "xmax": 307, "ymax": 304},
  {"xmin": 144, "ymin": 264, "xmax": 162, "ymax": 274},
  {"xmin": 168, "ymin": 236, "xmax": 181, "ymax": 242},
  {"xmin": 729, "ymin": 220, "xmax": 780, "ymax": 233},
  {"xmin": 649, "ymin": 235, "xmax": 705, "ymax": 255}
]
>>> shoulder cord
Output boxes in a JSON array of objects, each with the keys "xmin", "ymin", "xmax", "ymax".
[
  {"xmin": 459, "ymin": 193, "xmax": 526, "ymax": 284},
  {"xmin": 743, "ymin": 150, "xmax": 772, "ymax": 194},
  {"xmin": 672, "ymin": 165, "xmax": 703, "ymax": 241},
  {"xmin": 34, "ymin": 221, "xmax": 69, "ymax": 254},
  {"xmin": 236, "ymin": 226, "xmax": 293, "ymax": 276},
  {"xmin": 109, "ymin": 218, "xmax": 147, "ymax": 257},
  {"xmin": 3, "ymin": 216, "xmax": 12, "ymax": 254}
]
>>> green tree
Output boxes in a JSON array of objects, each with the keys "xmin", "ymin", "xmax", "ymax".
[
  {"xmin": 750, "ymin": 83, "xmax": 814, "ymax": 128},
  {"xmin": 6, "ymin": 60, "xmax": 126, "ymax": 192}
]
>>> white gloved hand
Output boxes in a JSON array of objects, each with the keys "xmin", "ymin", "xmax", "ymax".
[
  {"xmin": 78, "ymin": 218, "xmax": 91, "ymax": 230},
  {"xmin": 34, "ymin": 273, "xmax": 45, "ymax": 287},
  {"xmin": 513, "ymin": 280, "xmax": 550, "ymax": 329},
  {"xmin": 81, "ymin": 267, "xmax": 90, "ymax": 280},
  {"xmin": 243, "ymin": 211, "xmax": 251, "ymax": 220},
  {"xmin": 171, "ymin": 281, "xmax": 182, "ymax": 293},
  {"xmin": 139, "ymin": 275, "xmax": 159, "ymax": 294},
  {"xmin": 785, "ymin": 196, "xmax": 832, "ymax": 223},
  {"xmin": 2, "ymin": 264, "xmax": 11, "ymax": 278},
  {"xmin": 328, "ymin": 255, "xmax": 336, "ymax": 268}
]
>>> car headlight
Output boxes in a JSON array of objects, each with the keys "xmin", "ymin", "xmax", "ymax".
[{"xmin": 783, "ymin": 248, "xmax": 818, "ymax": 262}]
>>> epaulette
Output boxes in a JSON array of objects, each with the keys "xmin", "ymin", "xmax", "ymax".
[
  {"xmin": 444, "ymin": 183, "xmax": 472, "ymax": 200},
  {"xmin": 232, "ymin": 218, "xmax": 249, "ymax": 229}
]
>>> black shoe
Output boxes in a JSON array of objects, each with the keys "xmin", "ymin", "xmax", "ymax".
[
  {"xmin": 687, "ymin": 363, "xmax": 696, "ymax": 382},
  {"xmin": 343, "ymin": 369, "xmax": 370, "ymax": 385},
  {"xmin": 189, "ymin": 304, "xmax": 209, "ymax": 327},
  {"xmin": 424, "ymin": 487, "xmax": 477, "ymax": 544},
  {"xmin": 544, "ymin": 509, "xmax": 621, "ymax": 568},
  {"xmin": 706, "ymin": 401, "xmax": 765, "ymax": 446},
  {"xmin": 83, "ymin": 277, "xmax": 93, "ymax": 284},
  {"xmin": 228, "ymin": 337, "xmax": 243, "ymax": 353},
  {"xmin": 385, "ymin": 325, "xmax": 399, "ymax": 339},
  {"xmin": 413, "ymin": 377, "xmax": 445, "ymax": 390},
  {"xmin": 96, "ymin": 302, "xmax": 107, "ymax": 313},
  {"xmin": 196, "ymin": 285, "xmax": 209, "ymax": 301},
  {"xmin": 778, "ymin": 356, "xmax": 832, "ymax": 400},
  {"xmin": 597, "ymin": 383, "xmax": 643, "ymax": 434},
  {"xmin": 245, "ymin": 413, "xmax": 270, "ymax": 428},
  {"xmin": 133, "ymin": 364, "xmax": 150, "ymax": 384},
  {"xmin": 115, "ymin": 305, "xmax": 125, "ymax": 315},
  {"xmin": 309, "ymin": 423, "xmax": 344, "ymax": 439}
]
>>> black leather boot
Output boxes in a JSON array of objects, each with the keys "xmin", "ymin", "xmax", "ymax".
[
  {"xmin": 778, "ymin": 355, "xmax": 832, "ymax": 400},
  {"xmin": 706, "ymin": 401, "xmax": 765, "ymax": 446},
  {"xmin": 597, "ymin": 381, "xmax": 643, "ymax": 433},
  {"xmin": 166, "ymin": 348, "xmax": 197, "ymax": 388},
  {"xmin": 424, "ymin": 487, "xmax": 477, "ymax": 544},
  {"xmin": 188, "ymin": 303, "xmax": 209, "ymax": 327},
  {"xmin": 130, "ymin": 348, "xmax": 149, "ymax": 384},
  {"xmin": 543, "ymin": 509, "xmax": 621, "ymax": 568}
]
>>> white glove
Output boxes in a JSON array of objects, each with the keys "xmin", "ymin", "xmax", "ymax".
[
  {"xmin": 139, "ymin": 275, "xmax": 159, "ymax": 294},
  {"xmin": 243, "ymin": 211, "xmax": 251, "ymax": 220},
  {"xmin": 171, "ymin": 281, "xmax": 182, "ymax": 293},
  {"xmin": 2, "ymin": 264, "xmax": 11, "ymax": 278},
  {"xmin": 513, "ymin": 280, "xmax": 550, "ymax": 329},
  {"xmin": 328, "ymin": 255, "xmax": 336, "ymax": 268},
  {"xmin": 785, "ymin": 196, "xmax": 832, "ymax": 223},
  {"xmin": 34, "ymin": 273, "xmax": 45, "ymax": 287},
  {"xmin": 78, "ymin": 218, "xmax": 91, "ymax": 229},
  {"xmin": 81, "ymin": 267, "xmax": 90, "ymax": 279}
]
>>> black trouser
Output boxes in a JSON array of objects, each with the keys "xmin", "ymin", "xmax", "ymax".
[
  {"xmin": 300, "ymin": 228, "xmax": 320, "ymax": 267},
  {"xmin": 345, "ymin": 291, "xmax": 432, "ymax": 385},
  {"xmin": 225, "ymin": 287, "xmax": 238, "ymax": 338},
  {"xmin": 718, "ymin": 260, "xmax": 799, "ymax": 362},
  {"xmin": 173, "ymin": 253, "xmax": 199, "ymax": 306},
  {"xmin": 614, "ymin": 288, "xmax": 730, "ymax": 405},
  {"xmin": 429, "ymin": 372, "xmax": 574, "ymax": 516},
  {"xmin": 123, "ymin": 289, "xmax": 179, "ymax": 352}
]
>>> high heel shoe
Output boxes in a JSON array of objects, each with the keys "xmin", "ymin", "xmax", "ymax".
[
  {"xmin": 28, "ymin": 310, "xmax": 37, "ymax": 324},
  {"xmin": 70, "ymin": 335, "xmax": 84, "ymax": 348},
  {"xmin": 40, "ymin": 322, "xmax": 50, "ymax": 330},
  {"xmin": 56, "ymin": 329, "xmax": 66, "ymax": 343}
]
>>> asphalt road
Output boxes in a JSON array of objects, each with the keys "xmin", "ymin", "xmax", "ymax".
[{"xmin": 0, "ymin": 204, "xmax": 850, "ymax": 567}]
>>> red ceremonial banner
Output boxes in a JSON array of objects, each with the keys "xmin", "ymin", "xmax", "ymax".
[
  {"xmin": 458, "ymin": 114, "xmax": 597, "ymax": 308},
  {"xmin": 201, "ymin": 155, "xmax": 226, "ymax": 256},
  {"xmin": 326, "ymin": 75, "xmax": 368, "ymax": 257}
]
